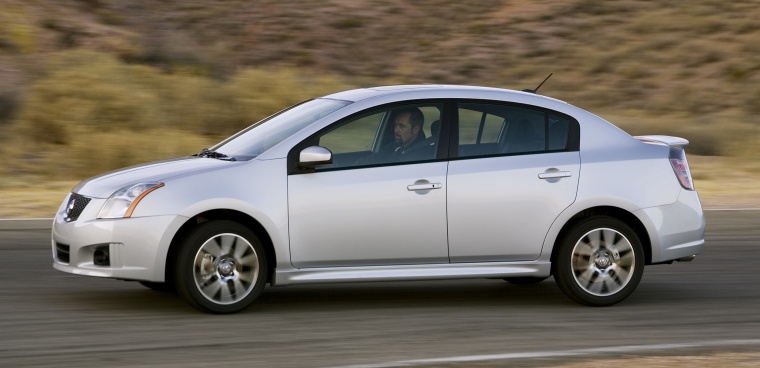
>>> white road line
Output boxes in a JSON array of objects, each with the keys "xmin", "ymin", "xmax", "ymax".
[{"xmin": 331, "ymin": 339, "xmax": 760, "ymax": 368}]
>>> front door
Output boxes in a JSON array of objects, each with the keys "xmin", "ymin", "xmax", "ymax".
[
  {"xmin": 288, "ymin": 102, "xmax": 448, "ymax": 268},
  {"xmin": 289, "ymin": 163, "xmax": 448, "ymax": 268}
]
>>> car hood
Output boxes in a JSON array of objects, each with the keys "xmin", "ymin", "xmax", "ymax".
[{"xmin": 72, "ymin": 157, "xmax": 240, "ymax": 198}]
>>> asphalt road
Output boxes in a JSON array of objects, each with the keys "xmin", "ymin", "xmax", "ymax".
[{"xmin": 0, "ymin": 211, "xmax": 758, "ymax": 367}]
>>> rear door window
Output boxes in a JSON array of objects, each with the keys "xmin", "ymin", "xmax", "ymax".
[{"xmin": 456, "ymin": 102, "xmax": 577, "ymax": 158}]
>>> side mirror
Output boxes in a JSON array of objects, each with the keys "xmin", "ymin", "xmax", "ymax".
[{"xmin": 298, "ymin": 146, "xmax": 333, "ymax": 168}]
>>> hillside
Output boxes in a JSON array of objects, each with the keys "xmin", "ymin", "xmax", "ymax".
[
  {"xmin": 0, "ymin": 0, "xmax": 759, "ymax": 216},
  {"xmin": 2, "ymin": 1, "xmax": 758, "ymax": 103}
]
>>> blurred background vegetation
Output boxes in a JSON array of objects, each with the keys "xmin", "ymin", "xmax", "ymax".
[{"xmin": 0, "ymin": 0, "xmax": 759, "ymax": 216}]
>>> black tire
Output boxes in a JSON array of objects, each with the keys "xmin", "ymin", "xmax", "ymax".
[
  {"xmin": 554, "ymin": 216, "xmax": 644, "ymax": 306},
  {"xmin": 138, "ymin": 281, "xmax": 175, "ymax": 293},
  {"xmin": 503, "ymin": 277, "xmax": 549, "ymax": 285},
  {"xmin": 174, "ymin": 220, "xmax": 268, "ymax": 314}
]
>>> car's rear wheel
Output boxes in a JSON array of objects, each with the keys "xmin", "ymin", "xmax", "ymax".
[
  {"xmin": 175, "ymin": 220, "xmax": 267, "ymax": 313},
  {"xmin": 555, "ymin": 216, "xmax": 644, "ymax": 306}
]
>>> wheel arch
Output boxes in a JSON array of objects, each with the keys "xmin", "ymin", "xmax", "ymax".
[
  {"xmin": 549, "ymin": 206, "xmax": 652, "ymax": 274},
  {"xmin": 166, "ymin": 209, "xmax": 277, "ymax": 284}
]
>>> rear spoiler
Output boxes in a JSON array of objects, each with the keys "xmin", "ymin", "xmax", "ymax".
[{"xmin": 634, "ymin": 135, "xmax": 689, "ymax": 147}]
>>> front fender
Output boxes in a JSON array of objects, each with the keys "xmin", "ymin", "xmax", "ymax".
[{"xmin": 129, "ymin": 158, "xmax": 292, "ymax": 272}]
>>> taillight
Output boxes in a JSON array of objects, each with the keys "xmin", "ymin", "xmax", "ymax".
[{"xmin": 669, "ymin": 147, "xmax": 694, "ymax": 190}]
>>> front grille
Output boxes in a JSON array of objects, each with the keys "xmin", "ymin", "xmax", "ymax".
[
  {"xmin": 64, "ymin": 193, "xmax": 91, "ymax": 222},
  {"xmin": 56, "ymin": 243, "xmax": 70, "ymax": 263}
]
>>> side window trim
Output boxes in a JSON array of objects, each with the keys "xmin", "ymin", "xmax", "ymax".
[
  {"xmin": 544, "ymin": 113, "xmax": 549, "ymax": 152},
  {"xmin": 445, "ymin": 99, "xmax": 460, "ymax": 160}
]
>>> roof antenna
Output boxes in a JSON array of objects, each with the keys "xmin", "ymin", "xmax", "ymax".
[{"xmin": 522, "ymin": 73, "xmax": 553, "ymax": 94}]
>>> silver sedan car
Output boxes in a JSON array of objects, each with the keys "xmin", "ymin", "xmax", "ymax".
[{"xmin": 52, "ymin": 85, "xmax": 705, "ymax": 313}]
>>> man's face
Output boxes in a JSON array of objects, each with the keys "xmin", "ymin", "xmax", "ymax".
[{"xmin": 394, "ymin": 112, "xmax": 420, "ymax": 147}]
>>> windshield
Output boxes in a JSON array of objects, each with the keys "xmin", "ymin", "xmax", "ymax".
[{"xmin": 211, "ymin": 98, "xmax": 352, "ymax": 159}]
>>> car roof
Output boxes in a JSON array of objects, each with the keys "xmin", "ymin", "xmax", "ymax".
[{"xmin": 322, "ymin": 84, "xmax": 569, "ymax": 105}]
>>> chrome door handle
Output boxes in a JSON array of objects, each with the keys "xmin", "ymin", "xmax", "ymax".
[
  {"xmin": 538, "ymin": 171, "xmax": 571, "ymax": 179},
  {"xmin": 407, "ymin": 183, "xmax": 442, "ymax": 191}
]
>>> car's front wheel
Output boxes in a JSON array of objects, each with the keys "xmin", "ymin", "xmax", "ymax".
[
  {"xmin": 555, "ymin": 216, "xmax": 644, "ymax": 306},
  {"xmin": 175, "ymin": 220, "xmax": 268, "ymax": 313}
]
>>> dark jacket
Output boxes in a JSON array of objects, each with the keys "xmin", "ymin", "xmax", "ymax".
[{"xmin": 364, "ymin": 133, "xmax": 434, "ymax": 165}]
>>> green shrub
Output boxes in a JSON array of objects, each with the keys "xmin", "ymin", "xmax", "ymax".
[
  {"xmin": 1, "ymin": 6, "xmax": 38, "ymax": 54},
  {"xmin": 155, "ymin": 73, "xmax": 239, "ymax": 136},
  {"xmin": 6, "ymin": 51, "xmax": 355, "ymax": 178},
  {"xmin": 14, "ymin": 51, "xmax": 164, "ymax": 144},
  {"xmin": 226, "ymin": 68, "xmax": 352, "ymax": 132}
]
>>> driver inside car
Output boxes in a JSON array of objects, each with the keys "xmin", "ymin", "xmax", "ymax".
[{"xmin": 362, "ymin": 107, "xmax": 433, "ymax": 164}]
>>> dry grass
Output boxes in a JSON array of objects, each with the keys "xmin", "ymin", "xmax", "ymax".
[
  {"xmin": 556, "ymin": 352, "xmax": 760, "ymax": 368},
  {"xmin": 688, "ymin": 155, "xmax": 760, "ymax": 209},
  {"xmin": 0, "ymin": 179, "xmax": 77, "ymax": 218},
  {"xmin": 421, "ymin": 351, "xmax": 760, "ymax": 367},
  {"xmin": 573, "ymin": 352, "xmax": 760, "ymax": 368}
]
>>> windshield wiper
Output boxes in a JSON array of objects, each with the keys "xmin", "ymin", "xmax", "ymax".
[{"xmin": 194, "ymin": 148, "xmax": 236, "ymax": 161}]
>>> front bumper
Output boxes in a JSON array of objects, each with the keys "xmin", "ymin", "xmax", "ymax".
[{"xmin": 52, "ymin": 195, "xmax": 188, "ymax": 282}]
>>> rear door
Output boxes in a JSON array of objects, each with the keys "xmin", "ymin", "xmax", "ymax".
[{"xmin": 447, "ymin": 101, "xmax": 580, "ymax": 262}]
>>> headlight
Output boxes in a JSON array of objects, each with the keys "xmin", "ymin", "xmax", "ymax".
[{"xmin": 97, "ymin": 182, "xmax": 165, "ymax": 219}]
